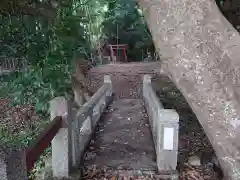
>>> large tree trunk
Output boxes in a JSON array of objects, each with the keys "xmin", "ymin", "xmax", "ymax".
[{"xmin": 137, "ymin": 0, "xmax": 240, "ymax": 179}]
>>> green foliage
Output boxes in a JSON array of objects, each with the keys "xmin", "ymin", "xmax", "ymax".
[
  {"xmin": 1, "ymin": 0, "xmax": 156, "ymax": 115},
  {"xmin": 0, "ymin": 0, "xmax": 157, "ymax": 177},
  {"xmin": 101, "ymin": 0, "xmax": 155, "ymax": 60},
  {"xmin": 0, "ymin": 0, "xmax": 100, "ymax": 115},
  {"xmin": 3, "ymin": 63, "xmax": 72, "ymax": 115},
  {"xmin": 0, "ymin": 0, "xmax": 156, "ymax": 123},
  {"xmin": 215, "ymin": 0, "xmax": 224, "ymax": 8},
  {"xmin": 0, "ymin": 0, "xmax": 156, "ymax": 122},
  {"xmin": 0, "ymin": 0, "xmax": 156, "ymax": 177}
]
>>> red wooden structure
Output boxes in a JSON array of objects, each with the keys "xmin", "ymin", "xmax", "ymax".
[
  {"xmin": 26, "ymin": 116, "xmax": 62, "ymax": 173},
  {"xmin": 108, "ymin": 44, "xmax": 128, "ymax": 63}
]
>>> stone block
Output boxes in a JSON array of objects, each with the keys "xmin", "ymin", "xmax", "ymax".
[
  {"xmin": 49, "ymin": 97, "xmax": 70, "ymax": 178},
  {"xmin": 157, "ymin": 109, "xmax": 179, "ymax": 172}
]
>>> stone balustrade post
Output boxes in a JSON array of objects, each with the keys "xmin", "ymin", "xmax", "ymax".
[
  {"xmin": 50, "ymin": 96, "xmax": 71, "ymax": 178},
  {"xmin": 156, "ymin": 109, "xmax": 179, "ymax": 172},
  {"xmin": 104, "ymin": 75, "xmax": 113, "ymax": 97}
]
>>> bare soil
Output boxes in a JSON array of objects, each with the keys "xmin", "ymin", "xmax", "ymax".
[
  {"xmin": 88, "ymin": 62, "xmax": 161, "ymax": 100},
  {"xmin": 83, "ymin": 99, "xmax": 156, "ymax": 170}
]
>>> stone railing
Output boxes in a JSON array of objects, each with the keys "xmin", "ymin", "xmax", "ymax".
[
  {"xmin": 51, "ymin": 75, "xmax": 113, "ymax": 178},
  {"xmin": 0, "ymin": 75, "xmax": 113, "ymax": 180},
  {"xmin": 143, "ymin": 75, "xmax": 179, "ymax": 173},
  {"xmin": 69, "ymin": 75, "xmax": 113, "ymax": 168}
]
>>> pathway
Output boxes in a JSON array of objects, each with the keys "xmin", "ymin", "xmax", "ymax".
[
  {"xmin": 83, "ymin": 99, "xmax": 156, "ymax": 170},
  {"xmin": 82, "ymin": 62, "xmax": 161, "ymax": 179}
]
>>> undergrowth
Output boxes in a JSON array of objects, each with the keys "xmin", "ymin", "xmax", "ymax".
[
  {"xmin": 1, "ymin": 63, "xmax": 73, "ymax": 115},
  {"xmin": 0, "ymin": 62, "xmax": 73, "ymax": 178}
]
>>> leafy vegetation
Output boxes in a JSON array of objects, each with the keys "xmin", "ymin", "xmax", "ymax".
[
  {"xmin": 0, "ymin": 0, "xmax": 154, "ymax": 118},
  {"xmin": 101, "ymin": 0, "xmax": 154, "ymax": 60},
  {"xmin": 0, "ymin": 2, "xmax": 155, "ymax": 176},
  {"xmin": 1, "ymin": 0, "xmax": 102, "ymax": 114},
  {"xmin": 0, "ymin": 0, "xmax": 239, "ymax": 177},
  {"xmin": 0, "ymin": 0, "xmax": 108, "ymax": 177}
]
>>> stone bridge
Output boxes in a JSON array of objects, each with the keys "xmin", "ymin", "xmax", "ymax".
[{"xmin": 0, "ymin": 73, "xmax": 179, "ymax": 180}]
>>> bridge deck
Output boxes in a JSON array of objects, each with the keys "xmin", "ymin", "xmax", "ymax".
[{"xmin": 83, "ymin": 98, "xmax": 157, "ymax": 171}]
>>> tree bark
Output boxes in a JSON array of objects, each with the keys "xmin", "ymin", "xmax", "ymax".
[{"xmin": 137, "ymin": 0, "xmax": 240, "ymax": 179}]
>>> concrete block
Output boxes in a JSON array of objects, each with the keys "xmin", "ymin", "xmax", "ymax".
[
  {"xmin": 157, "ymin": 109, "xmax": 179, "ymax": 172},
  {"xmin": 104, "ymin": 75, "xmax": 111, "ymax": 84},
  {"xmin": 104, "ymin": 75, "xmax": 113, "ymax": 97},
  {"xmin": 143, "ymin": 74, "xmax": 152, "ymax": 84},
  {"xmin": 49, "ymin": 97, "xmax": 70, "ymax": 178}
]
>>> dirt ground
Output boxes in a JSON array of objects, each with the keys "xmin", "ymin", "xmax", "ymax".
[
  {"xmin": 82, "ymin": 99, "xmax": 157, "ymax": 180},
  {"xmin": 82, "ymin": 62, "xmax": 223, "ymax": 180},
  {"xmin": 87, "ymin": 62, "xmax": 161, "ymax": 100},
  {"xmin": 0, "ymin": 97, "xmax": 38, "ymax": 136}
]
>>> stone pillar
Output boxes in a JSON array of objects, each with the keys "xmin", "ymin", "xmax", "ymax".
[
  {"xmin": 156, "ymin": 109, "xmax": 179, "ymax": 172},
  {"xmin": 143, "ymin": 75, "xmax": 152, "ymax": 101},
  {"xmin": 49, "ymin": 97, "xmax": 70, "ymax": 178},
  {"xmin": 73, "ymin": 88, "xmax": 84, "ymax": 107},
  {"xmin": 112, "ymin": 56, "xmax": 117, "ymax": 63},
  {"xmin": 143, "ymin": 74, "xmax": 152, "ymax": 86},
  {"xmin": 104, "ymin": 75, "xmax": 113, "ymax": 97},
  {"xmin": 0, "ymin": 145, "xmax": 28, "ymax": 180}
]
